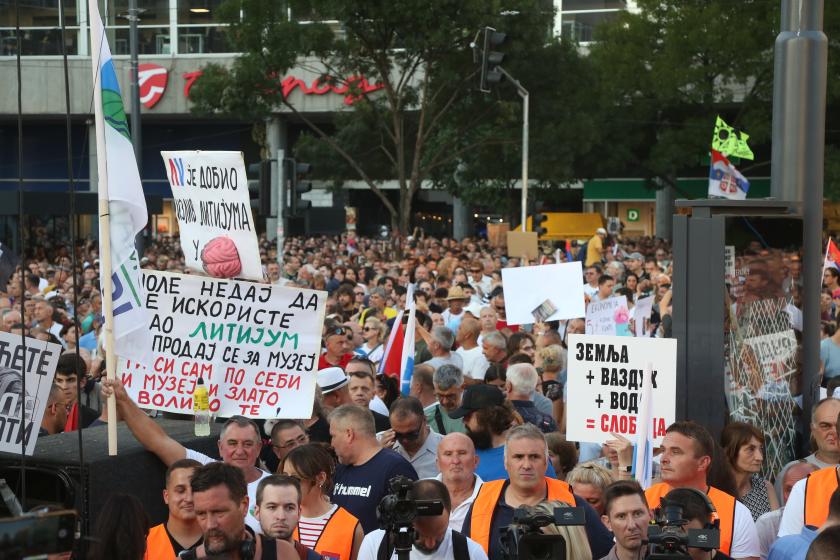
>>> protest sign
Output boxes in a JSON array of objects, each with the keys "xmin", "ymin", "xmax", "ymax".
[
  {"xmin": 500, "ymin": 262, "xmax": 585, "ymax": 326},
  {"xmin": 632, "ymin": 295, "xmax": 654, "ymax": 337},
  {"xmin": 585, "ymin": 295, "xmax": 629, "ymax": 336},
  {"xmin": 566, "ymin": 334, "xmax": 676, "ymax": 445},
  {"xmin": 162, "ymin": 150, "xmax": 263, "ymax": 281},
  {"xmin": 119, "ymin": 271, "xmax": 326, "ymax": 418},
  {"xmin": 506, "ymin": 231, "xmax": 538, "ymax": 260},
  {"xmin": 0, "ymin": 331, "xmax": 61, "ymax": 455}
]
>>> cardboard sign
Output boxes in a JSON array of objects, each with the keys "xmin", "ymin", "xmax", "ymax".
[
  {"xmin": 585, "ymin": 295, "xmax": 630, "ymax": 336},
  {"xmin": 632, "ymin": 296, "xmax": 654, "ymax": 337},
  {"xmin": 506, "ymin": 230, "xmax": 538, "ymax": 260},
  {"xmin": 501, "ymin": 262, "xmax": 586, "ymax": 326},
  {"xmin": 0, "ymin": 331, "xmax": 61, "ymax": 455},
  {"xmin": 566, "ymin": 334, "xmax": 677, "ymax": 445},
  {"xmin": 120, "ymin": 271, "xmax": 326, "ymax": 418},
  {"xmin": 162, "ymin": 150, "xmax": 263, "ymax": 281}
]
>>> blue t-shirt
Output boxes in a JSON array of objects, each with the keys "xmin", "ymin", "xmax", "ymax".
[
  {"xmin": 820, "ymin": 337, "xmax": 840, "ymax": 379},
  {"xmin": 331, "ymin": 448, "xmax": 418, "ymax": 533},
  {"xmin": 475, "ymin": 445, "xmax": 557, "ymax": 482},
  {"xmin": 462, "ymin": 480, "xmax": 613, "ymax": 560},
  {"xmin": 767, "ymin": 526, "xmax": 817, "ymax": 560}
]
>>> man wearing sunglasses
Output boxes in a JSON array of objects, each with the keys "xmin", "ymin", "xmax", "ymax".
[
  {"xmin": 318, "ymin": 324, "xmax": 354, "ymax": 370},
  {"xmin": 387, "ymin": 396, "xmax": 444, "ymax": 479}
]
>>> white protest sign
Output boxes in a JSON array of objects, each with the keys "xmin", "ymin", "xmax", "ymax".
[
  {"xmin": 566, "ymin": 334, "xmax": 676, "ymax": 445},
  {"xmin": 162, "ymin": 150, "xmax": 263, "ymax": 281},
  {"xmin": 632, "ymin": 295, "xmax": 654, "ymax": 337},
  {"xmin": 500, "ymin": 262, "xmax": 585, "ymax": 326},
  {"xmin": 0, "ymin": 331, "xmax": 60, "ymax": 455},
  {"xmin": 743, "ymin": 330, "xmax": 797, "ymax": 380},
  {"xmin": 585, "ymin": 295, "xmax": 629, "ymax": 336},
  {"xmin": 119, "ymin": 271, "xmax": 326, "ymax": 418}
]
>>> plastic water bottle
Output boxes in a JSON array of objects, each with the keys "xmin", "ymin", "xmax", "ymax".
[{"xmin": 193, "ymin": 377, "xmax": 211, "ymax": 436}]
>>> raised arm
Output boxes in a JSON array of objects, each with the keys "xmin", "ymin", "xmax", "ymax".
[{"xmin": 101, "ymin": 378, "xmax": 187, "ymax": 466}]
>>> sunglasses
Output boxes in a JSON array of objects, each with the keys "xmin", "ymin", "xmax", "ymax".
[
  {"xmin": 470, "ymin": 269, "xmax": 482, "ymax": 273},
  {"xmin": 363, "ymin": 327, "xmax": 377, "ymax": 332},
  {"xmin": 394, "ymin": 427, "xmax": 422, "ymax": 441},
  {"xmin": 354, "ymin": 292, "xmax": 365, "ymax": 296},
  {"xmin": 659, "ymin": 283, "xmax": 671, "ymax": 289},
  {"xmin": 326, "ymin": 327, "xmax": 351, "ymax": 338}
]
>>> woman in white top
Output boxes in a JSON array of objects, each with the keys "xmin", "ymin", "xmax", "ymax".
[{"xmin": 357, "ymin": 316, "xmax": 386, "ymax": 366}]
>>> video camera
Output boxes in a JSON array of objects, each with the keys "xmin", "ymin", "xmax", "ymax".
[
  {"xmin": 646, "ymin": 498, "xmax": 720, "ymax": 560},
  {"xmin": 0, "ymin": 509, "xmax": 77, "ymax": 560},
  {"xmin": 499, "ymin": 505, "xmax": 586, "ymax": 560},
  {"xmin": 376, "ymin": 476, "xmax": 444, "ymax": 560}
]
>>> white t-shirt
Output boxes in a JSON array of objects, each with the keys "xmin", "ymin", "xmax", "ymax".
[
  {"xmin": 455, "ymin": 346, "xmax": 484, "ymax": 380},
  {"xmin": 730, "ymin": 500, "xmax": 762, "ymax": 559},
  {"xmin": 185, "ymin": 448, "xmax": 269, "ymax": 534},
  {"xmin": 433, "ymin": 474, "xmax": 483, "ymax": 533},
  {"xmin": 358, "ymin": 528, "xmax": 487, "ymax": 560}
]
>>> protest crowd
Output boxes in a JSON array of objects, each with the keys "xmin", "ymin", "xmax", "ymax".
[{"xmin": 3, "ymin": 224, "xmax": 840, "ymax": 560}]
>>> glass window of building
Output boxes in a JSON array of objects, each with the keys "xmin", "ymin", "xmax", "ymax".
[
  {"xmin": 100, "ymin": 0, "xmax": 170, "ymax": 55},
  {"xmin": 0, "ymin": 0, "xmax": 81, "ymax": 55},
  {"xmin": 177, "ymin": 0, "xmax": 233, "ymax": 54},
  {"xmin": 557, "ymin": 0, "xmax": 627, "ymax": 43}
]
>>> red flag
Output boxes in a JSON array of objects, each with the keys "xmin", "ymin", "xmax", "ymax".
[
  {"xmin": 64, "ymin": 402, "xmax": 79, "ymax": 432},
  {"xmin": 380, "ymin": 322, "xmax": 405, "ymax": 379},
  {"xmin": 828, "ymin": 239, "xmax": 840, "ymax": 266}
]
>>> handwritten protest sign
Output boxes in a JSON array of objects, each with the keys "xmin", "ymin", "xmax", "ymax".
[
  {"xmin": 0, "ymin": 331, "xmax": 60, "ymax": 454},
  {"xmin": 119, "ymin": 271, "xmax": 326, "ymax": 418},
  {"xmin": 585, "ymin": 295, "xmax": 629, "ymax": 336},
  {"xmin": 162, "ymin": 150, "xmax": 262, "ymax": 281},
  {"xmin": 632, "ymin": 295, "xmax": 654, "ymax": 337},
  {"xmin": 566, "ymin": 334, "xmax": 676, "ymax": 445},
  {"xmin": 500, "ymin": 262, "xmax": 585, "ymax": 326}
]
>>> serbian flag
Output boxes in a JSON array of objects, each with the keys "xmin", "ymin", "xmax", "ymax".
[
  {"xmin": 399, "ymin": 285, "xmax": 417, "ymax": 395},
  {"xmin": 823, "ymin": 239, "xmax": 840, "ymax": 274},
  {"xmin": 708, "ymin": 150, "xmax": 749, "ymax": 201},
  {"xmin": 379, "ymin": 311, "xmax": 405, "ymax": 377}
]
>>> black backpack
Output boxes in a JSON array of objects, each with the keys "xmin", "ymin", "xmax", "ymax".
[{"xmin": 377, "ymin": 529, "xmax": 470, "ymax": 560}]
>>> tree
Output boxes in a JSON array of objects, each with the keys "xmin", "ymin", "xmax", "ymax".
[
  {"xmin": 189, "ymin": 0, "xmax": 556, "ymax": 234},
  {"xmin": 586, "ymin": 0, "xmax": 780, "ymax": 192}
]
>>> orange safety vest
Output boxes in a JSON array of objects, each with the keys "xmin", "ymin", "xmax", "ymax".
[
  {"xmin": 144, "ymin": 523, "xmax": 176, "ymax": 560},
  {"xmin": 469, "ymin": 478, "xmax": 576, "ymax": 554},
  {"xmin": 293, "ymin": 506, "xmax": 360, "ymax": 560},
  {"xmin": 645, "ymin": 483, "xmax": 735, "ymax": 556},
  {"xmin": 803, "ymin": 466, "xmax": 840, "ymax": 527}
]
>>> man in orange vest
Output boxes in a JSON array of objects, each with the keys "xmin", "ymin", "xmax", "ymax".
[
  {"xmin": 144, "ymin": 458, "xmax": 204, "ymax": 559},
  {"xmin": 778, "ymin": 409, "xmax": 840, "ymax": 538},
  {"xmin": 461, "ymin": 424, "xmax": 613, "ymax": 560},
  {"xmin": 645, "ymin": 421, "xmax": 760, "ymax": 560}
]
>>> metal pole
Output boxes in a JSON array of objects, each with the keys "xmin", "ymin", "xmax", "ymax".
[
  {"xmin": 128, "ymin": 0, "xmax": 141, "ymax": 169},
  {"xmin": 521, "ymin": 90, "xmax": 529, "ymax": 232},
  {"xmin": 770, "ymin": 0, "xmax": 827, "ymax": 454},
  {"xmin": 276, "ymin": 148, "xmax": 286, "ymax": 264},
  {"xmin": 497, "ymin": 67, "xmax": 529, "ymax": 233}
]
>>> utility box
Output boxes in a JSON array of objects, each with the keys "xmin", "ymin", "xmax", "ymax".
[{"xmin": 672, "ymin": 199, "xmax": 802, "ymax": 478}]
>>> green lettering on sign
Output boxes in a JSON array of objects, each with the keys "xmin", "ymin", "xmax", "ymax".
[{"xmin": 627, "ymin": 208, "xmax": 640, "ymax": 222}]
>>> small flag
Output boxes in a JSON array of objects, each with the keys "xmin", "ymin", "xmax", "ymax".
[
  {"xmin": 824, "ymin": 239, "xmax": 840, "ymax": 273},
  {"xmin": 708, "ymin": 150, "xmax": 749, "ymax": 201},
  {"xmin": 711, "ymin": 115, "xmax": 754, "ymax": 160},
  {"xmin": 399, "ymin": 285, "xmax": 416, "ymax": 395},
  {"xmin": 90, "ymin": 3, "xmax": 152, "ymax": 366},
  {"xmin": 378, "ymin": 311, "xmax": 405, "ymax": 377}
]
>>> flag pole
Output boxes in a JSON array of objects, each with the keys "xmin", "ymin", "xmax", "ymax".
[
  {"xmin": 820, "ymin": 237, "xmax": 831, "ymax": 284},
  {"xmin": 89, "ymin": 0, "xmax": 118, "ymax": 455}
]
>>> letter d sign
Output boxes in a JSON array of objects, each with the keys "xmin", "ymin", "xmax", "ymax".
[{"xmin": 627, "ymin": 208, "xmax": 640, "ymax": 222}]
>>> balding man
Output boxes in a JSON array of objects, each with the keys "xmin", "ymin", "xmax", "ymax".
[
  {"xmin": 455, "ymin": 317, "xmax": 485, "ymax": 383},
  {"xmin": 329, "ymin": 404, "xmax": 418, "ymax": 533},
  {"xmin": 435, "ymin": 432, "xmax": 483, "ymax": 532}
]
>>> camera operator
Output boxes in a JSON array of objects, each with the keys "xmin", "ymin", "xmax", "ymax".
[
  {"xmin": 357, "ymin": 479, "xmax": 487, "ymax": 560},
  {"xmin": 598, "ymin": 481, "xmax": 651, "ymax": 560},
  {"xmin": 462, "ymin": 424, "xmax": 613, "ymax": 560},
  {"xmin": 646, "ymin": 422, "xmax": 759, "ymax": 560},
  {"xmin": 663, "ymin": 488, "xmax": 733, "ymax": 560}
]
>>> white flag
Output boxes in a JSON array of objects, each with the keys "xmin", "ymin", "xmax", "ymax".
[{"xmin": 90, "ymin": 3, "xmax": 152, "ymax": 365}]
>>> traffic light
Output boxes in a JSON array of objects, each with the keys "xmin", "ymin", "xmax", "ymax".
[
  {"xmin": 247, "ymin": 160, "xmax": 272, "ymax": 216},
  {"xmin": 533, "ymin": 212, "xmax": 548, "ymax": 238},
  {"xmin": 289, "ymin": 159, "xmax": 312, "ymax": 217},
  {"xmin": 479, "ymin": 26, "xmax": 506, "ymax": 93}
]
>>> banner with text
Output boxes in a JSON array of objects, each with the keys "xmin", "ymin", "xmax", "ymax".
[
  {"xmin": 566, "ymin": 334, "xmax": 676, "ymax": 445},
  {"xmin": 119, "ymin": 271, "xmax": 326, "ymax": 418},
  {"xmin": 585, "ymin": 296, "xmax": 630, "ymax": 336},
  {"xmin": 0, "ymin": 331, "xmax": 60, "ymax": 455},
  {"xmin": 162, "ymin": 150, "xmax": 263, "ymax": 280}
]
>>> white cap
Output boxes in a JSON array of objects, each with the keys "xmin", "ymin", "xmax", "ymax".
[{"xmin": 317, "ymin": 367, "xmax": 348, "ymax": 394}]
